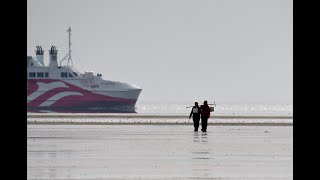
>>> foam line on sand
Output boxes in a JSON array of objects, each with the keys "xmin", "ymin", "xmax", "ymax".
[
  {"xmin": 27, "ymin": 113, "xmax": 292, "ymax": 119},
  {"xmin": 27, "ymin": 119, "xmax": 292, "ymax": 126}
]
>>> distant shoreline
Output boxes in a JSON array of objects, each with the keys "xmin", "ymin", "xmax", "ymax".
[
  {"xmin": 27, "ymin": 113, "xmax": 292, "ymax": 126},
  {"xmin": 27, "ymin": 121, "xmax": 292, "ymax": 126},
  {"xmin": 27, "ymin": 114, "xmax": 292, "ymax": 119}
]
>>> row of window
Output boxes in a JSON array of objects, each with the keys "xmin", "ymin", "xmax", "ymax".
[
  {"xmin": 61, "ymin": 72, "xmax": 78, "ymax": 78},
  {"xmin": 28, "ymin": 72, "xmax": 49, "ymax": 78},
  {"xmin": 28, "ymin": 72, "xmax": 79, "ymax": 78}
]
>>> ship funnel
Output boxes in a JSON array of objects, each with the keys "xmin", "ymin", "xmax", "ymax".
[
  {"xmin": 35, "ymin": 46, "xmax": 44, "ymax": 66},
  {"xmin": 49, "ymin": 46, "xmax": 58, "ymax": 68}
]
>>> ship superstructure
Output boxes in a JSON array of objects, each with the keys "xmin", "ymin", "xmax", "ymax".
[{"xmin": 27, "ymin": 28, "xmax": 142, "ymax": 113}]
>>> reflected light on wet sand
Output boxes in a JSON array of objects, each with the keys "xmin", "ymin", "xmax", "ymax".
[{"xmin": 28, "ymin": 124, "xmax": 292, "ymax": 179}]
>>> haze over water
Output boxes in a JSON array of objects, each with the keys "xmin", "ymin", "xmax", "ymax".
[
  {"xmin": 27, "ymin": 0, "xmax": 292, "ymax": 179},
  {"xmin": 28, "ymin": 0, "xmax": 292, "ymax": 105}
]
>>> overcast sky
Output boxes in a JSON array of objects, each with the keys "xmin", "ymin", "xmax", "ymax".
[{"xmin": 27, "ymin": 0, "xmax": 292, "ymax": 104}]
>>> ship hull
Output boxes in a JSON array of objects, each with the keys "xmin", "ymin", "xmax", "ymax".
[
  {"xmin": 27, "ymin": 100, "xmax": 137, "ymax": 113},
  {"xmin": 27, "ymin": 79, "xmax": 141, "ymax": 113}
]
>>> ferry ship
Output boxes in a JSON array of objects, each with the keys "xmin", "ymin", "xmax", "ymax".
[{"xmin": 27, "ymin": 28, "xmax": 142, "ymax": 113}]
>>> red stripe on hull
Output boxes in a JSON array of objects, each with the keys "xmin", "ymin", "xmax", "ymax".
[{"xmin": 27, "ymin": 79, "xmax": 139, "ymax": 113}]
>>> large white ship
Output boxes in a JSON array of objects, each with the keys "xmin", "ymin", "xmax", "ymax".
[{"xmin": 27, "ymin": 28, "xmax": 142, "ymax": 113}]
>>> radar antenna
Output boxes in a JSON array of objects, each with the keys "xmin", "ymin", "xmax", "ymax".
[{"xmin": 59, "ymin": 26, "xmax": 74, "ymax": 67}]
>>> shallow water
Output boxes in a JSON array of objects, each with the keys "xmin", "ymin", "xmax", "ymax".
[
  {"xmin": 27, "ymin": 124, "xmax": 292, "ymax": 180},
  {"xmin": 135, "ymin": 102, "xmax": 293, "ymax": 116}
]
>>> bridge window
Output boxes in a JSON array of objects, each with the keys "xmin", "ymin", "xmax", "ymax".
[
  {"xmin": 45, "ymin": 72, "xmax": 49, "ymax": 77},
  {"xmin": 29, "ymin": 72, "xmax": 36, "ymax": 78},
  {"xmin": 61, "ymin": 72, "xmax": 68, "ymax": 78},
  {"xmin": 73, "ymin": 72, "xmax": 78, "ymax": 76},
  {"xmin": 37, "ymin": 72, "xmax": 44, "ymax": 78},
  {"xmin": 68, "ymin": 73, "xmax": 73, "ymax": 77}
]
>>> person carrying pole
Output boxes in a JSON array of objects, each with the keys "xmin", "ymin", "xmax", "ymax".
[{"xmin": 200, "ymin": 100, "xmax": 211, "ymax": 132}]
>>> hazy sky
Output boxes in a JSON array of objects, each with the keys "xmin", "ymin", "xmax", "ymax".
[{"xmin": 27, "ymin": 0, "xmax": 293, "ymax": 104}]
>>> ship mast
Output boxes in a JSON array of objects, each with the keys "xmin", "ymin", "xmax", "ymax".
[
  {"xmin": 59, "ymin": 27, "xmax": 74, "ymax": 67},
  {"xmin": 67, "ymin": 27, "xmax": 73, "ymax": 66}
]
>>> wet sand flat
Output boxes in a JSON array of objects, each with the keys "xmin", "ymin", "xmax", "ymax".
[{"xmin": 27, "ymin": 124, "xmax": 292, "ymax": 180}]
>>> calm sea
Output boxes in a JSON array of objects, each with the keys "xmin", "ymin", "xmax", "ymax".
[
  {"xmin": 135, "ymin": 102, "xmax": 292, "ymax": 116},
  {"xmin": 27, "ymin": 102, "xmax": 292, "ymax": 125}
]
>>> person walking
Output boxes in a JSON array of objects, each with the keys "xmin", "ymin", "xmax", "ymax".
[
  {"xmin": 189, "ymin": 102, "xmax": 201, "ymax": 131},
  {"xmin": 200, "ymin": 100, "xmax": 211, "ymax": 132}
]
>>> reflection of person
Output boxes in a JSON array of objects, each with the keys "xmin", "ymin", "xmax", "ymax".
[
  {"xmin": 189, "ymin": 102, "xmax": 201, "ymax": 131},
  {"xmin": 193, "ymin": 132, "xmax": 200, "ymax": 142},
  {"xmin": 200, "ymin": 100, "xmax": 211, "ymax": 132}
]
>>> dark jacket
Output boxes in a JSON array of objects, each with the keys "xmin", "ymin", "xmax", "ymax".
[
  {"xmin": 200, "ymin": 105, "xmax": 211, "ymax": 118},
  {"xmin": 189, "ymin": 106, "xmax": 201, "ymax": 119}
]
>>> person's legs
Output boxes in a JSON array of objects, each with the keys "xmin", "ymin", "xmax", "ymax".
[
  {"xmin": 201, "ymin": 117, "xmax": 207, "ymax": 132},
  {"xmin": 200, "ymin": 117, "xmax": 204, "ymax": 131},
  {"xmin": 193, "ymin": 118, "xmax": 199, "ymax": 131}
]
